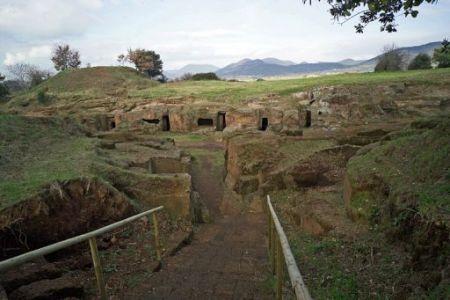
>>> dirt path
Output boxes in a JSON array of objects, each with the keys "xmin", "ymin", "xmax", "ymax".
[{"xmin": 124, "ymin": 140, "xmax": 272, "ymax": 299}]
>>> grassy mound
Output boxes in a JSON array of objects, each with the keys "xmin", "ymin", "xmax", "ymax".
[
  {"xmin": 37, "ymin": 66, "xmax": 157, "ymax": 93},
  {"xmin": 7, "ymin": 67, "xmax": 158, "ymax": 107}
]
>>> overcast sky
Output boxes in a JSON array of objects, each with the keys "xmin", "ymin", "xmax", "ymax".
[{"xmin": 0, "ymin": 0, "xmax": 449, "ymax": 74}]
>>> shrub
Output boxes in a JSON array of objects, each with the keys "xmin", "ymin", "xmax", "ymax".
[
  {"xmin": 408, "ymin": 53, "xmax": 432, "ymax": 70},
  {"xmin": 36, "ymin": 88, "xmax": 49, "ymax": 104},
  {"xmin": 375, "ymin": 44, "xmax": 407, "ymax": 72},
  {"xmin": 0, "ymin": 83, "xmax": 9, "ymax": 100},
  {"xmin": 432, "ymin": 39, "xmax": 450, "ymax": 68},
  {"xmin": 191, "ymin": 72, "xmax": 220, "ymax": 81}
]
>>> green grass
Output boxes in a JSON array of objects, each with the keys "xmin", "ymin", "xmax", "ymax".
[
  {"xmin": 347, "ymin": 115, "xmax": 450, "ymax": 224},
  {"xmin": 0, "ymin": 114, "xmax": 97, "ymax": 209},
  {"xmin": 129, "ymin": 68, "xmax": 450, "ymax": 103},
  {"xmin": 270, "ymin": 184, "xmax": 450, "ymax": 299},
  {"xmin": 278, "ymin": 139, "xmax": 335, "ymax": 169},
  {"xmin": 5, "ymin": 67, "xmax": 450, "ymax": 109}
]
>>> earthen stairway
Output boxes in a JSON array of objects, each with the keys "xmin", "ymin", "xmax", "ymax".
[{"xmin": 125, "ymin": 210, "xmax": 272, "ymax": 299}]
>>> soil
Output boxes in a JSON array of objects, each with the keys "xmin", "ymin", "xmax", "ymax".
[{"xmin": 124, "ymin": 211, "xmax": 271, "ymax": 299}]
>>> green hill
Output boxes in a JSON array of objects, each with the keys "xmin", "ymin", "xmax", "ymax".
[{"xmin": 38, "ymin": 66, "xmax": 157, "ymax": 93}]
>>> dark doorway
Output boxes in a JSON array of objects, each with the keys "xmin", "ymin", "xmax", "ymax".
[
  {"xmin": 162, "ymin": 115, "xmax": 170, "ymax": 131},
  {"xmin": 197, "ymin": 118, "xmax": 214, "ymax": 126},
  {"xmin": 259, "ymin": 117, "xmax": 268, "ymax": 131},
  {"xmin": 110, "ymin": 121, "xmax": 116, "ymax": 129},
  {"xmin": 305, "ymin": 110, "xmax": 311, "ymax": 127},
  {"xmin": 216, "ymin": 112, "xmax": 226, "ymax": 131},
  {"xmin": 142, "ymin": 118, "xmax": 160, "ymax": 124}
]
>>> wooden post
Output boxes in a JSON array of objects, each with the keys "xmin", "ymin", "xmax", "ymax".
[
  {"xmin": 276, "ymin": 239, "xmax": 283, "ymax": 300},
  {"xmin": 268, "ymin": 217, "xmax": 272, "ymax": 260},
  {"xmin": 152, "ymin": 213, "xmax": 162, "ymax": 262},
  {"xmin": 271, "ymin": 224, "xmax": 276, "ymax": 274},
  {"xmin": 88, "ymin": 237, "xmax": 107, "ymax": 300}
]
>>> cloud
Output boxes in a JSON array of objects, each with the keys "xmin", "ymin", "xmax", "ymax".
[
  {"xmin": 3, "ymin": 45, "xmax": 52, "ymax": 66},
  {"xmin": 0, "ymin": 0, "xmax": 106, "ymax": 39}
]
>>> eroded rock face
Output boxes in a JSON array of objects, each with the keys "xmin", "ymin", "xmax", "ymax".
[
  {"xmin": 0, "ymin": 178, "xmax": 134, "ymax": 257},
  {"xmin": 99, "ymin": 164, "xmax": 192, "ymax": 219},
  {"xmin": 116, "ymin": 102, "xmax": 304, "ymax": 133},
  {"xmin": 302, "ymin": 84, "xmax": 450, "ymax": 128},
  {"xmin": 225, "ymin": 133, "xmax": 360, "ymax": 198}
]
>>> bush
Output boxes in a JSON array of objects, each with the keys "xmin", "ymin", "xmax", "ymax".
[
  {"xmin": 36, "ymin": 88, "xmax": 49, "ymax": 104},
  {"xmin": 433, "ymin": 39, "xmax": 450, "ymax": 68},
  {"xmin": 0, "ymin": 83, "xmax": 9, "ymax": 100},
  {"xmin": 408, "ymin": 53, "xmax": 432, "ymax": 70},
  {"xmin": 375, "ymin": 44, "xmax": 407, "ymax": 72},
  {"xmin": 191, "ymin": 72, "xmax": 220, "ymax": 81}
]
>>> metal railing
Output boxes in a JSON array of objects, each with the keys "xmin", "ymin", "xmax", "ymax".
[
  {"xmin": 0, "ymin": 206, "xmax": 164, "ymax": 300},
  {"xmin": 266, "ymin": 195, "xmax": 312, "ymax": 300}
]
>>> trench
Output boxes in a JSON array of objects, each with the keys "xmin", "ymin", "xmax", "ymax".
[{"xmin": 124, "ymin": 139, "xmax": 272, "ymax": 298}]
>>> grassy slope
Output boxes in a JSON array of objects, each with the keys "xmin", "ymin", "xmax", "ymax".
[
  {"xmin": 5, "ymin": 67, "xmax": 450, "ymax": 109},
  {"xmin": 0, "ymin": 114, "xmax": 97, "ymax": 209},
  {"xmin": 129, "ymin": 68, "xmax": 450, "ymax": 103},
  {"xmin": 347, "ymin": 116, "xmax": 450, "ymax": 224},
  {"xmin": 6, "ymin": 66, "xmax": 158, "ymax": 106}
]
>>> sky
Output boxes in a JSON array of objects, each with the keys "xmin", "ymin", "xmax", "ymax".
[{"xmin": 0, "ymin": 0, "xmax": 449, "ymax": 75}]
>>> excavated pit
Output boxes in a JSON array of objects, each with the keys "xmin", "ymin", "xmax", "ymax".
[{"xmin": 0, "ymin": 178, "xmax": 134, "ymax": 260}]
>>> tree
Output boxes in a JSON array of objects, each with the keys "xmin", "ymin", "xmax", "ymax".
[
  {"xmin": 51, "ymin": 44, "xmax": 81, "ymax": 71},
  {"xmin": 6, "ymin": 63, "xmax": 30, "ymax": 83},
  {"xmin": 302, "ymin": 0, "xmax": 438, "ymax": 33},
  {"xmin": 27, "ymin": 66, "xmax": 51, "ymax": 86},
  {"xmin": 408, "ymin": 53, "xmax": 432, "ymax": 70},
  {"xmin": 375, "ymin": 44, "xmax": 407, "ymax": 72},
  {"xmin": 119, "ymin": 48, "xmax": 163, "ymax": 78},
  {"xmin": 6, "ymin": 63, "xmax": 50, "ymax": 87},
  {"xmin": 432, "ymin": 39, "xmax": 450, "ymax": 68}
]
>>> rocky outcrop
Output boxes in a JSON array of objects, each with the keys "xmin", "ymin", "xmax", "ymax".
[
  {"xmin": 115, "ymin": 102, "xmax": 304, "ymax": 133},
  {"xmin": 225, "ymin": 131, "xmax": 360, "ymax": 198}
]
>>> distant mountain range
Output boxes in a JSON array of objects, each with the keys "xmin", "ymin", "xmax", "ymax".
[
  {"xmin": 165, "ymin": 64, "xmax": 219, "ymax": 79},
  {"xmin": 165, "ymin": 41, "xmax": 441, "ymax": 79}
]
